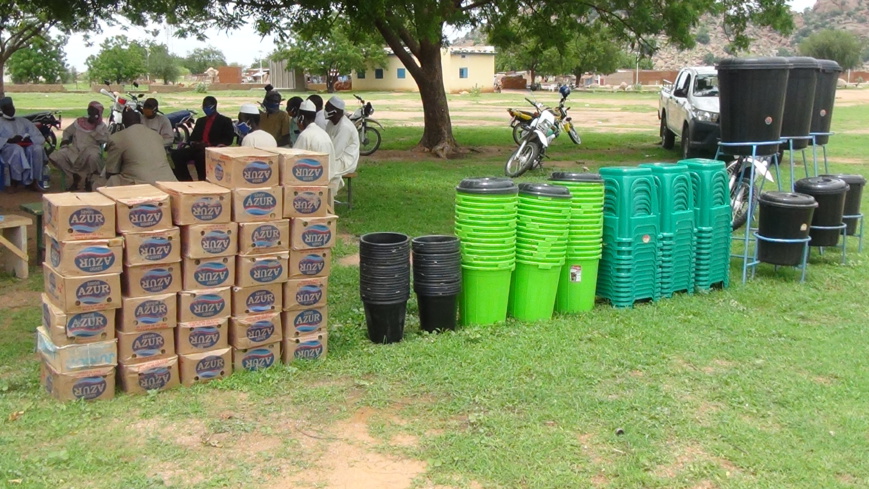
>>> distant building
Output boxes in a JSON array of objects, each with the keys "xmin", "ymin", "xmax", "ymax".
[{"xmin": 353, "ymin": 46, "xmax": 496, "ymax": 93}]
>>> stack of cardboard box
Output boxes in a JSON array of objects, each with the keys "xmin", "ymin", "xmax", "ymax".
[
  {"xmin": 155, "ymin": 181, "xmax": 235, "ymax": 386},
  {"xmin": 40, "ymin": 193, "xmax": 122, "ymax": 400},
  {"xmin": 266, "ymin": 148, "xmax": 335, "ymax": 363},
  {"xmin": 204, "ymin": 147, "xmax": 287, "ymax": 371},
  {"xmin": 98, "ymin": 185, "xmax": 182, "ymax": 394}
]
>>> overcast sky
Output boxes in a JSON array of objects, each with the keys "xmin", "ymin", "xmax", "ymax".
[{"xmin": 64, "ymin": 0, "xmax": 819, "ymax": 71}]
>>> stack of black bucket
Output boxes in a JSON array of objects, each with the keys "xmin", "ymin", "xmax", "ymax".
[
  {"xmin": 359, "ymin": 232, "xmax": 410, "ymax": 344},
  {"xmin": 411, "ymin": 236, "xmax": 462, "ymax": 332}
]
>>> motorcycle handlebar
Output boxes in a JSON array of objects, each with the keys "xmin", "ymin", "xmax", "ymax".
[{"xmin": 354, "ymin": 94, "xmax": 363, "ymax": 101}]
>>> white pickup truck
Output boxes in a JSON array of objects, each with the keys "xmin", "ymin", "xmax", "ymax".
[{"xmin": 658, "ymin": 66, "xmax": 721, "ymax": 158}]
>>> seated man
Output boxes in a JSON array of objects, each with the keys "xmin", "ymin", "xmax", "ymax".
[
  {"xmin": 0, "ymin": 96, "xmax": 48, "ymax": 192},
  {"xmin": 324, "ymin": 95, "xmax": 360, "ymax": 195},
  {"xmin": 237, "ymin": 104, "xmax": 278, "ymax": 148},
  {"xmin": 49, "ymin": 101, "xmax": 109, "ymax": 191},
  {"xmin": 170, "ymin": 96, "xmax": 235, "ymax": 181},
  {"xmin": 141, "ymin": 98, "xmax": 175, "ymax": 146},
  {"xmin": 286, "ymin": 96, "xmax": 303, "ymax": 147},
  {"xmin": 104, "ymin": 110, "xmax": 177, "ymax": 186},
  {"xmin": 259, "ymin": 86, "xmax": 290, "ymax": 146}
]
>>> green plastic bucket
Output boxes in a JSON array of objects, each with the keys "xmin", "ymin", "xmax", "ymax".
[
  {"xmin": 460, "ymin": 267, "xmax": 513, "ymax": 326},
  {"xmin": 508, "ymin": 262, "xmax": 562, "ymax": 321},
  {"xmin": 555, "ymin": 259, "xmax": 600, "ymax": 313}
]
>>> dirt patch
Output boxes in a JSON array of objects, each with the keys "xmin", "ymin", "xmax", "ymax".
[
  {"xmin": 653, "ymin": 443, "xmax": 739, "ymax": 480},
  {"xmin": 1, "ymin": 290, "xmax": 40, "ymax": 309}
]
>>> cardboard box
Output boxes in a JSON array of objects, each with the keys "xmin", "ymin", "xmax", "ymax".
[
  {"xmin": 235, "ymin": 253, "xmax": 289, "ymax": 288},
  {"xmin": 43, "ymin": 192, "xmax": 116, "ymax": 241},
  {"xmin": 117, "ymin": 293, "xmax": 177, "ymax": 332},
  {"xmin": 117, "ymin": 329, "xmax": 175, "ymax": 365},
  {"xmin": 205, "ymin": 147, "xmax": 280, "ymax": 189},
  {"xmin": 237, "ymin": 220, "xmax": 289, "ymax": 256},
  {"xmin": 123, "ymin": 262, "xmax": 182, "ymax": 297},
  {"xmin": 43, "ymin": 294, "xmax": 115, "ymax": 345},
  {"xmin": 231, "ymin": 187, "xmax": 282, "ymax": 223},
  {"xmin": 180, "ymin": 222, "xmax": 238, "ymax": 259},
  {"xmin": 41, "ymin": 361, "xmax": 115, "ymax": 401},
  {"xmin": 282, "ymin": 307, "xmax": 328, "ymax": 337},
  {"xmin": 43, "ymin": 264, "xmax": 121, "ymax": 313},
  {"xmin": 181, "ymin": 256, "xmax": 235, "ymax": 290},
  {"xmin": 229, "ymin": 312, "xmax": 282, "ymax": 349},
  {"xmin": 233, "ymin": 341, "xmax": 280, "ymax": 371},
  {"xmin": 283, "ymin": 277, "xmax": 328, "ymax": 311},
  {"xmin": 179, "ymin": 347, "xmax": 232, "ymax": 386},
  {"xmin": 97, "ymin": 184, "xmax": 174, "ymax": 232},
  {"xmin": 46, "ymin": 233, "xmax": 123, "ymax": 276},
  {"xmin": 282, "ymin": 331, "xmax": 328, "ymax": 364},
  {"xmin": 122, "ymin": 227, "xmax": 181, "ymax": 266},
  {"xmin": 289, "ymin": 249, "xmax": 331, "ymax": 278},
  {"xmin": 231, "ymin": 283, "xmax": 282, "ymax": 316},
  {"xmin": 118, "ymin": 356, "xmax": 180, "ymax": 395},
  {"xmin": 178, "ymin": 287, "xmax": 231, "ymax": 323},
  {"xmin": 37, "ymin": 326, "xmax": 117, "ymax": 373},
  {"xmin": 264, "ymin": 147, "xmax": 330, "ymax": 186},
  {"xmin": 283, "ymin": 186, "xmax": 329, "ymax": 218},
  {"xmin": 154, "ymin": 181, "xmax": 231, "ymax": 225},
  {"xmin": 290, "ymin": 215, "xmax": 337, "ymax": 250},
  {"xmin": 176, "ymin": 318, "xmax": 229, "ymax": 355}
]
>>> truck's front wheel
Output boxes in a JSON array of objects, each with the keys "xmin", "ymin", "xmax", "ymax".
[
  {"xmin": 681, "ymin": 123, "xmax": 697, "ymax": 159},
  {"xmin": 660, "ymin": 114, "xmax": 675, "ymax": 149}
]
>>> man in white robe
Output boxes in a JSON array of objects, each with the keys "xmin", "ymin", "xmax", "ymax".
[
  {"xmin": 324, "ymin": 95, "xmax": 360, "ymax": 194},
  {"xmin": 0, "ymin": 96, "xmax": 47, "ymax": 191}
]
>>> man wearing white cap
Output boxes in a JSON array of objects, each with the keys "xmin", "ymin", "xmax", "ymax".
[
  {"xmin": 237, "ymin": 103, "xmax": 278, "ymax": 148},
  {"xmin": 294, "ymin": 99, "xmax": 335, "ymax": 186},
  {"xmin": 324, "ymin": 95, "xmax": 359, "ymax": 194}
]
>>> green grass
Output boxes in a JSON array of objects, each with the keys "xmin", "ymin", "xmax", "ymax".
[{"xmin": 1, "ymin": 91, "xmax": 869, "ymax": 488}]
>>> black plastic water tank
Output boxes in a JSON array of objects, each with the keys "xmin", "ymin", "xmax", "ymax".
[
  {"xmin": 780, "ymin": 57, "xmax": 820, "ymax": 151},
  {"xmin": 810, "ymin": 60, "xmax": 843, "ymax": 145},
  {"xmin": 757, "ymin": 192, "xmax": 817, "ymax": 266},
  {"xmin": 820, "ymin": 174, "xmax": 866, "ymax": 235},
  {"xmin": 794, "ymin": 176, "xmax": 848, "ymax": 246}
]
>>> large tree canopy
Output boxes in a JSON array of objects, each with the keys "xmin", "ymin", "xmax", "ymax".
[
  {"xmin": 6, "ymin": 35, "xmax": 70, "ymax": 84},
  {"xmin": 799, "ymin": 29, "xmax": 864, "ymax": 70},
  {"xmin": 183, "ymin": 47, "xmax": 227, "ymax": 75},
  {"xmin": 85, "ymin": 36, "xmax": 148, "ymax": 84},
  {"xmin": 184, "ymin": 0, "xmax": 792, "ymax": 156}
]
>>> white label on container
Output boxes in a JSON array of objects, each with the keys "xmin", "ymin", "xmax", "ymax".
[{"xmin": 570, "ymin": 265, "xmax": 582, "ymax": 283}]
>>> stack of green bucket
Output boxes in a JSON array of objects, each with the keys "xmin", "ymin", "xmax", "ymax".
[
  {"xmin": 455, "ymin": 177, "xmax": 518, "ymax": 325},
  {"xmin": 638, "ymin": 163, "xmax": 695, "ymax": 297},
  {"xmin": 508, "ymin": 183, "xmax": 572, "ymax": 321},
  {"xmin": 597, "ymin": 166, "xmax": 661, "ymax": 307},
  {"xmin": 549, "ymin": 172, "xmax": 605, "ymax": 312},
  {"xmin": 677, "ymin": 158, "xmax": 731, "ymax": 290}
]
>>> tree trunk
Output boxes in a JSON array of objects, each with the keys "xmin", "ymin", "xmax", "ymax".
[
  {"xmin": 409, "ymin": 42, "xmax": 457, "ymax": 157},
  {"xmin": 326, "ymin": 73, "xmax": 336, "ymax": 93},
  {"xmin": 0, "ymin": 59, "xmax": 6, "ymax": 98}
]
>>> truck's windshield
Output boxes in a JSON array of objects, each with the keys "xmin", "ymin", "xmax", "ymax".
[{"xmin": 693, "ymin": 74, "xmax": 719, "ymax": 97}]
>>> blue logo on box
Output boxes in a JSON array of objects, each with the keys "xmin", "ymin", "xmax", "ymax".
[
  {"xmin": 242, "ymin": 161, "xmax": 273, "ymax": 185},
  {"xmin": 292, "ymin": 159, "xmax": 324, "ymax": 182},
  {"xmin": 74, "ymin": 246, "xmax": 115, "ymax": 273},
  {"xmin": 141, "ymin": 268, "xmax": 173, "ymax": 293},
  {"xmin": 192, "ymin": 197, "xmax": 223, "ymax": 222},
  {"xmin": 72, "ymin": 377, "xmax": 107, "ymax": 400},
  {"xmin": 139, "ymin": 367, "xmax": 171, "ymax": 391},
  {"xmin": 135, "ymin": 300, "xmax": 169, "ymax": 325},
  {"xmin": 129, "ymin": 203, "xmax": 163, "ymax": 229},
  {"xmin": 241, "ymin": 348, "xmax": 275, "ymax": 370},
  {"xmin": 242, "ymin": 192, "xmax": 277, "ymax": 217},
  {"xmin": 196, "ymin": 355, "xmax": 225, "ymax": 379},
  {"xmin": 132, "ymin": 332, "xmax": 165, "ymax": 357},
  {"xmin": 67, "ymin": 311, "xmax": 108, "ymax": 337},
  {"xmin": 139, "ymin": 237, "xmax": 172, "ymax": 262},
  {"xmin": 246, "ymin": 289, "xmax": 276, "ymax": 313},
  {"xmin": 69, "ymin": 208, "xmax": 106, "ymax": 234},
  {"xmin": 75, "ymin": 279, "xmax": 112, "ymax": 305}
]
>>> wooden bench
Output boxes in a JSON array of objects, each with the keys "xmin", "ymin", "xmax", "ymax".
[
  {"xmin": 336, "ymin": 172, "xmax": 358, "ymax": 210},
  {"xmin": 19, "ymin": 202, "xmax": 44, "ymax": 263},
  {"xmin": 0, "ymin": 214, "xmax": 33, "ymax": 279}
]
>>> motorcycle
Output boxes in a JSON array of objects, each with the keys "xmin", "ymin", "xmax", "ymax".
[
  {"xmin": 728, "ymin": 156, "xmax": 775, "ymax": 230},
  {"xmin": 504, "ymin": 98, "xmax": 560, "ymax": 178},
  {"xmin": 99, "ymin": 82, "xmax": 145, "ymax": 134},
  {"xmin": 349, "ymin": 94, "xmax": 383, "ymax": 156},
  {"xmin": 22, "ymin": 111, "xmax": 62, "ymax": 156},
  {"xmin": 164, "ymin": 109, "xmax": 197, "ymax": 147},
  {"xmin": 509, "ymin": 94, "xmax": 581, "ymax": 146}
]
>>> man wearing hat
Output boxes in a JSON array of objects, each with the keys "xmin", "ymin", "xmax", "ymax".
[
  {"xmin": 237, "ymin": 103, "xmax": 277, "ymax": 148},
  {"xmin": 141, "ymin": 98, "xmax": 174, "ymax": 146},
  {"xmin": 259, "ymin": 86, "xmax": 290, "ymax": 146},
  {"xmin": 294, "ymin": 99, "xmax": 335, "ymax": 174},
  {"xmin": 324, "ymin": 95, "xmax": 359, "ymax": 194},
  {"xmin": 0, "ymin": 96, "xmax": 48, "ymax": 192}
]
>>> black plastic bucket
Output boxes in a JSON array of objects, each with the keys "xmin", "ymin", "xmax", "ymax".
[
  {"xmin": 411, "ymin": 235, "xmax": 461, "ymax": 254},
  {"xmin": 810, "ymin": 60, "xmax": 843, "ymax": 145},
  {"xmin": 780, "ymin": 57, "xmax": 820, "ymax": 150},
  {"xmin": 363, "ymin": 300, "xmax": 407, "ymax": 344},
  {"xmin": 456, "ymin": 177, "xmax": 518, "ymax": 195},
  {"xmin": 416, "ymin": 294, "xmax": 458, "ymax": 332},
  {"xmin": 821, "ymin": 174, "xmax": 866, "ymax": 235},
  {"xmin": 757, "ymin": 191, "xmax": 817, "ymax": 266},
  {"xmin": 717, "ymin": 57, "xmax": 792, "ymax": 156},
  {"xmin": 794, "ymin": 176, "xmax": 848, "ymax": 246}
]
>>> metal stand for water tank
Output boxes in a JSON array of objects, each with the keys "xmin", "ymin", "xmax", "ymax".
[
  {"xmin": 813, "ymin": 222, "xmax": 848, "ymax": 265},
  {"xmin": 843, "ymin": 211, "xmax": 864, "ymax": 253},
  {"xmin": 715, "ymin": 140, "xmax": 783, "ymax": 284},
  {"xmin": 810, "ymin": 132, "xmax": 834, "ymax": 176},
  {"xmin": 780, "ymin": 136, "xmax": 815, "ymax": 191},
  {"xmin": 750, "ymin": 233, "xmax": 811, "ymax": 282}
]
